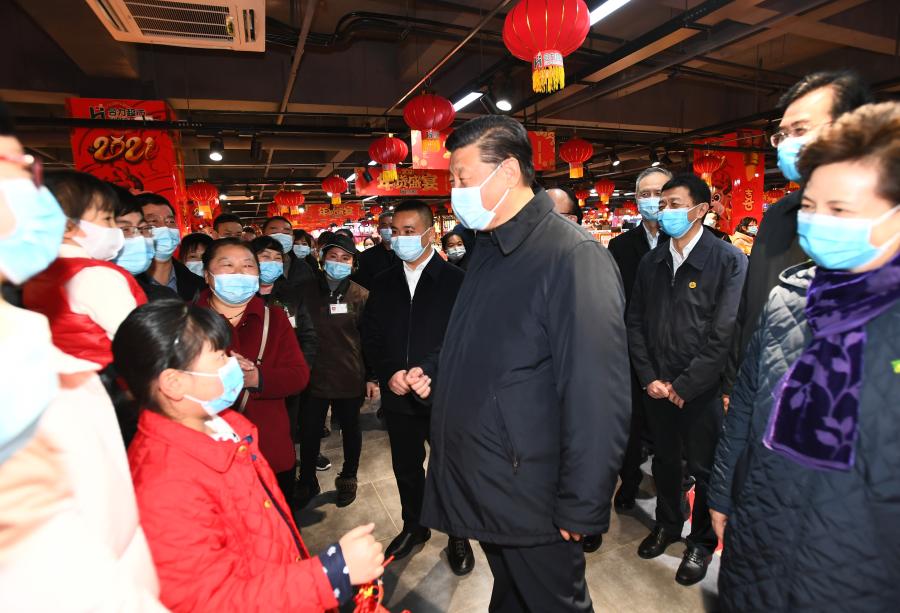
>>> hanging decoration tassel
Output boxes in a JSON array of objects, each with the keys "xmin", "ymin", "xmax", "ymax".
[
  {"xmin": 568, "ymin": 162, "xmax": 583, "ymax": 179},
  {"xmin": 381, "ymin": 164, "xmax": 398, "ymax": 183},
  {"xmin": 423, "ymin": 129, "xmax": 442, "ymax": 153},
  {"xmin": 352, "ymin": 557, "xmax": 411, "ymax": 613},
  {"xmin": 532, "ymin": 51, "xmax": 565, "ymax": 94}
]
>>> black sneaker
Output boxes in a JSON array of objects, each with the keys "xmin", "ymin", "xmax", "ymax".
[
  {"xmin": 294, "ymin": 479, "xmax": 321, "ymax": 509},
  {"xmin": 335, "ymin": 474, "xmax": 358, "ymax": 507},
  {"xmin": 316, "ymin": 454, "xmax": 332, "ymax": 471}
]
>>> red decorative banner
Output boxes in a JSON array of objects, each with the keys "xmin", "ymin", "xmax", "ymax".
[
  {"xmin": 354, "ymin": 167, "xmax": 451, "ymax": 196},
  {"xmin": 409, "ymin": 129, "xmax": 556, "ymax": 172},
  {"xmin": 693, "ymin": 130, "xmax": 765, "ymax": 234},
  {"xmin": 291, "ymin": 203, "xmax": 365, "ymax": 230},
  {"xmin": 66, "ymin": 98, "xmax": 189, "ymax": 232}
]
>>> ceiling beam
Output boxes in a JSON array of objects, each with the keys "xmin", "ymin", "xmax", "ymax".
[{"xmin": 316, "ymin": 150, "xmax": 354, "ymax": 177}]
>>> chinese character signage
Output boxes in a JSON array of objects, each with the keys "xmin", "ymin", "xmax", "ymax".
[
  {"xmin": 66, "ymin": 98, "xmax": 189, "ymax": 232},
  {"xmin": 293, "ymin": 203, "xmax": 365, "ymax": 230},
  {"xmin": 410, "ymin": 129, "xmax": 556, "ymax": 172},
  {"xmin": 354, "ymin": 167, "xmax": 452, "ymax": 196},
  {"xmin": 693, "ymin": 130, "xmax": 765, "ymax": 234},
  {"xmin": 528, "ymin": 130, "xmax": 556, "ymax": 171}
]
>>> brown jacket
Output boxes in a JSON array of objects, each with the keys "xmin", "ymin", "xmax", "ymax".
[{"xmin": 301, "ymin": 272, "xmax": 369, "ymax": 398}]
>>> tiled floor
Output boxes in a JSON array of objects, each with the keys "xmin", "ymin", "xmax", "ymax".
[{"xmin": 294, "ymin": 407, "xmax": 720, "ymax": 612}]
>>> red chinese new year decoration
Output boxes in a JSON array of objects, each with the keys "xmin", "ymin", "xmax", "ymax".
[
  {"xmin": 574, "ymin": 189, "xmax": 591, "ymax": 207},
  {"xmin": 765, "ymin": 188, "xmax": 785, "ymax": 204},
  {"xmin": 594, "ymin": 179, "xmax": 616, "ymax": 205},
  {"xmin": 369, "ymin": 205, "xmax": 383, "ymax": 216},
  {"xmin": 559, "ymin": 137, "xmax": 593, "ymax": 179},
  {"xmin": 186, "ymin": 181, "xmax": 219, "ymax": 219},
  {"xmin": 403, "ymin": 93, "xmax": 456, "ymax": 153},
  {"xmin": 369, "ymin": 135, "xmax": 409, "ymax": 183},
  {"xmin": 502, "ymin": 0, "xmax": 591, "ymax": 94},
  {"xmin": 322, "ymin": 176, "xmax": 349, "ymax": 205},
  {"xmin": 693, "ymin": 154, "xmax": 726, "ymax": 186},
  {"xmin": 785, "ymin": 181, "xmax": 800, "ymax": 193}
]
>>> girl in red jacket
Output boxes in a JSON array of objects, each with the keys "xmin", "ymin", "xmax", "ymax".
[{"xmin": 113, "ymin": 300, "xmax": 384, "ymax": 612}]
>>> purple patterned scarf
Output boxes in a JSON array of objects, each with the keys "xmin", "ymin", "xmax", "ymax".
[{"xmin": 764, "ymin": 251, "xmax": 900, "ymax": 471}]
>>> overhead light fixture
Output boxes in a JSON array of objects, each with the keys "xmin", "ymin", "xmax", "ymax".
[
  {"xmin": 219, "ymin": 193, "xmax": 228, "ymax": 200},
  {"xmin": 609, "ymin": 150, "xmax": 621, "ymax": 167},
  {"xmin": 649, "ymin": 149, "xmax": 660, "ymax": 167},
  {"xmin": 453, "ymin": 91, "xmax": 484, "ymax": 112},
  {"xmin": 589, "ymin": 0, "xmax": 632, "ymax": 26},
  {"xmin": 209, "ymin": 137, "xmax": 224, "ymax": 162},
  {"xmin": 346, "ymin": 173, "xmax": 357, "ymax": 183},
  {"xmin": 496, "ymin": 99, "xmax": 512, "ymax": 112},
  {"xmin": 368, "ymin": 160, "xmax": 378, "ymax": 166}
]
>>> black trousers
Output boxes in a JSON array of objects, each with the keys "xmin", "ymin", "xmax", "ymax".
[
  {"xmin": 275, "ymin": 469, "xmax": 295, "ymax": 503},
  {"xmin": 384, "ymin": 410, "xmax": 430, "ymax": 529},
  {"xmin": 644, "ymin": 390, "xmax": 723, "ymax": 553},
  {"xmin": 481, "ymin": 540, "xmax": 592, "ymax": 613},
  {"xmin": 298, "ymin": 395, "xmax": 363, "ymax": 486},
  {"xmin": 617, "ymin": 368, "xmax": 647, "ymax": 495}
]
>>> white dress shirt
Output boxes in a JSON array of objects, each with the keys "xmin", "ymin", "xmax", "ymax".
[
  {"xmin": 642, "ymin": 222, "xmax": 660, "ymax": 250},
  {"xmin": 669, "ymin": 226, "xmax": 704, "ymax": 276},
  {"xmin": 403, "ymin": 248, "xmax": 435, "ymax": 298}
]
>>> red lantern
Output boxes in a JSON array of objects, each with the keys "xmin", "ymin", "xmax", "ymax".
[
  {"xmin": 322, "ymin": 176, "xmax": 349, "ymax": 205},
  {"xmin": 187, "ymin": 181, "xmax": 218, "ymax": 204},
  {"xmin": 274, "ymin": 190, "xmax": 305, "ymax": 216},
  {"xmin": 594, "ymin": 179, "xmax": 616, "ymax": 205},
  {"xmin": 369, "ymin": 135, "xmax": 409, "ymax": 183},
  {"xmin": 502, "ymin": 0, "xmax": 591, "ymax": 94},
  {"xmin": 785, "ymin": 181, "xmax": 800, "ymax": 193},
  {"xmin": 765, "ymin": 188, "xmax": 785, "ymax": 204},
  {"xmin": 403, "ymin": 93, "xmax": 456, "ymax": 152},
  {"xmin": 559, "ymin": 138, "xmax": 593, "ymax": 178},
  {"xmin": 369, "ymin": 205, "xmax": 383, "ymax": 216},
  {"xmin": 574, "ymin": 189, "xmax": 591, "ymax": 207},
  {"xmin": 694, "ymin": 154, "xmax": 725, "ymax": 186}
]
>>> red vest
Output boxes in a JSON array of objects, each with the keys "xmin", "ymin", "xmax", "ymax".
[{"xmin": 24, "ymin": 257, "xmax": 148, "ymax": 368}]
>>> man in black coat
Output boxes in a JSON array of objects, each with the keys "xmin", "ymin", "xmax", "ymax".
[
  {"xmin": 353, "ymin": 212, "xmax": 397, "ymax": 290},
  {"xmin": 408, "ymin": 116, "xmax": 630, "ymax": 612},
  {"xmin": 138, "ymin": 193, "xmax": 205, "ymax": 302},
  {"xmin": 360, "ymin": 200, "xmax": 472, "ymax": 575},
  {"xmin": 627, "ymin": 174, "xmax": 747, "ymax": 586},
  {"xmin": 607, "ymin": 166, "xmax": 671, "ymax": 512}
]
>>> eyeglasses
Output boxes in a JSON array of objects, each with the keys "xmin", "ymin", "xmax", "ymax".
[
  {"xmin": 0, "ymin": 152, "xmax": 43, "ymax": 187},
  {"xmin": 769, "ymin": 121, "xmax": 831, "ymax": 148},
  {"xmin": 120, "ymin": 224, "xmax": 153, "ymax": 238},
  {"xmin": 145, "ymin": 217, "xmax": 178, "ymax": 229}
]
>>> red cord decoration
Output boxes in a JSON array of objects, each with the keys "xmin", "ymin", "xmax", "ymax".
[{"xmin": 352, "ymin": 556, "xmax": 411, "ymax": 613}]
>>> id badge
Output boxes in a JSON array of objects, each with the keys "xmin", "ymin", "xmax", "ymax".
[{"xmin": 330, "ymin": 303, "xmax": 349, "ymax": 315}]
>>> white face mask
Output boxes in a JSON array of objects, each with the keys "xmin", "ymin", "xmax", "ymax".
[
  {"xmin": 74, "ymin": 219, "xmax": 125, "ymax": 261},
  {"xmin": 450, "ymin": 163, "xmax": 510, "ymax": 231}
]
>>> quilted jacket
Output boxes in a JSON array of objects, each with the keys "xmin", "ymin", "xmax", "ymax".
[
  {"xmin": 128, "ymin": 409, "xmax": 338, "ymax": 613},
  {"xmin": 709, "ymin": 262, "xmax": 900, "ymax": 612}
]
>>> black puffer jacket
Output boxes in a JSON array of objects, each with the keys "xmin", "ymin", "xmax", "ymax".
[{"xmin": 709, "ymin": 262, "xmax": 900, "ymax": 612}]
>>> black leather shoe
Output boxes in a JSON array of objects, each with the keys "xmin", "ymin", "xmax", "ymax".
[
  {"xmin": 675, "ymin": 546, "xmax": 711, "ymax": 586},
  {"xmin": 638, "ymin": 526, "xmax": 680, "ymax": 559},
  {"xmin": 582, "ymin": 534, "xmax": 602, "ymax": 553},
  {"xmin": 614, "ymin": 485, "xmax": 637, "ymax": 511},
  {"xmin": 334, "ymin": 474, "xmax": 357, "ymax": 507},
  {"xmin": 447, "ymin": 536, "xmax": 474, "ymax": 576},
  {"xmin": 385, "ymin": 527, "xmax": 431, "ymax": 560},
  {"xmin": 294, "ymin": 479, "xmax": 320, "ymax": 509}
]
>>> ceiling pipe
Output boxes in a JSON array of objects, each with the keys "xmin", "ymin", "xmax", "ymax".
[{"xmin": 383, "ymin": 0, "xmax": 515, "ymax": 116}]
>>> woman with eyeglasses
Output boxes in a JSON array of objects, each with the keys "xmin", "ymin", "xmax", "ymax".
[{"xmin": 195, "ymin": 238, "xmax": 310, "ymax": 502}]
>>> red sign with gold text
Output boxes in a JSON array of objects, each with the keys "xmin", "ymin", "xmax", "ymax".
[
  {"xmin": 66, "ymin": 98, "xmax": 189, "ymax": 232},
  {"xmin": 292, "ymin": 203, "xmax": 365, "ymax": 230},
  {"xmin": 410, "ymin": 129, "xmax": 556, "ymax": 172},
  {"xmin": 355, "ymin": 167, "xmax": 451, "ymax": 196},
  {"xmin": 693, "ymin": 130, "xmax": 765, "ymax": 234}
]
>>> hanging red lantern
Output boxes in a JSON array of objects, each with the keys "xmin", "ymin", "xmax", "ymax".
[
  {"xmin": 274, "ymin": 190, "xmax": 305, "ymax": 216},
  {"xmin": 187, "ymin": 181, "xmax": 218, "ymax": 204},
  {"xmin": 559, "ymin": 138, "xmax": 593, "ymax": 178},
  {"xmin": 502, "ymin": 0, "xmax": 591, "ymax": 94},
  {"xmin": 594, "ymin": 179, "xmax": 616, "ymax": 205},
  {"xmin": 369, "ymin": 135, "xmax": 409, "ymax": 183},
  {"xmin": 574, "ymin": 189, "xmax": 591, "ymax": 207},
  {"xmin": 403, "ymin": 93, "xmax": 456, "ymax": 152},
  {"xmin": 693, "ymin": 154, "xmax": 725, "ymax": 186},
  {"xmin": 369, "ymin": 205, "xmax": 383, "ymax": 217},
  {"xmin": 765, "ymin": 188, "xmax": 785, "ymax": 204},
  {"xmin": 785, "ymin": 181, "xmax": 800, "ymax": 193},
  {"xmin": 322, "ymin": 176, "xmax": 349, "ymax": 205}
]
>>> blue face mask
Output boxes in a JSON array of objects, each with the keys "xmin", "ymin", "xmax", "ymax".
[
  {"xmin": 182, "ymin": 356, "xmax": 244, "ymax": 416},
  {"xmin": 259, "ymin": 261, "xmax": 284, "ymax": 284},
  {"xmin": 658, "ymin": 204, "xmax": 702, "ymax": 239},
  {"xmin": 797, "ymin": 206, "xmax": 900, "ymax": 270},
  {"xmin": 185, "ymin": 260, "xmax": 204, "ymax": 277},
  {"xmin": 114, "ymin": 236, "xmax": 153, "ymax": 275},
  {"xmin": 269, "ymin": 233, "xmax": 293, "ymax": 254},
  {"xmin": 450, "ymin": 164, "xmax": 509, "ymax": 231},
  {"xmin": 292, "ymin": 244, "xmax": 311, "ymax": 259},
  {"xmin": 379, "ymin": 228, "xmax": 393, "ymax": 244},
  {"xmin": 391, "ymin": 232, "xmax": 429, "ymax": 262},
  {"xmin": 747, "ymin": 225, "xmax": 758, "ymax": 236},
  {"xmin": 637, "ymin": 197, "xmax": 661, "ymax": 221},
  {"xmin": 151, "ymin": 226, "xmax": 181, "ymax": 261},
  {"xmin": 777, "ymin": 136, "xmax": 806, "ymax": 182},
  {"xmin": 324, "ymin": 260, "xmax": 352, "ymax": 280},
  {"xmin": 0, "ymin": 179, "xmax": 67, "ymax": 284},
  {"xmin": 212, "ymin": 273, "xmax": 259, "ymax": 305}
]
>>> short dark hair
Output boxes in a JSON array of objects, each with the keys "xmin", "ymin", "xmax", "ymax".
[
  {"xmin": 445, "ymin": 115, "xmax": 535, "ymax": 185},
  {"xmin": 179, "ymin": 232, "xmax": 214, "ymax": 262},
  {"xmin": 45, "ymin": 170, "xmax": 118, "ymax": 218},
  {"xmin": 662, "ymin": 173, "xmax": 711, "ymax": 207},
  {"xmin": 201, "ymin": 237, "xmax": 257, "ymax": 268},
  {"xmin": 112, "ymin": 300, "xmax": 232, "ymax": 411},
  {"xmin": 393, "ymin": 199, "xmax": 434, "ymax": 229},
  {"xmin": 213, "ymin": 213, "xmax": 242, "ymax": 231},
  {"xmin": 109, "ymin": 182, "xmax": 143, "ymax": 219},
  {"xmin": 135, "ymin": 192, "xmax": 176, "ymax": 217},
  {"xmin": 262, "ymin": 216, "xmax": 291, "ymax": 232},
  {"xmin": 777, "ymin": 70, "xmax": 874, "ymax": 119},
  {"xmin": 292, "ymin": 229, "xmax": 316, "ymax": 247},
  {"xmin": 737, "ymin": 216, "xmax": 758, "ymax": 232},
  {"xmin": 250, "ymin": 235, "xmax": 282, "ymax": 255}
]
